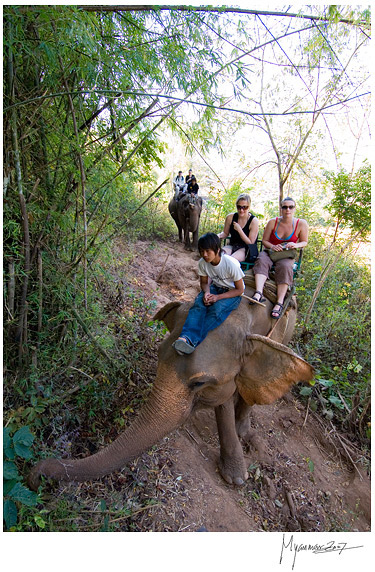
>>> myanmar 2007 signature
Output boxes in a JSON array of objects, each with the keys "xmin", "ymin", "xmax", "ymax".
[{"xmin": 279, "ymin": 534, "xmax": 364, "ymax": 570}]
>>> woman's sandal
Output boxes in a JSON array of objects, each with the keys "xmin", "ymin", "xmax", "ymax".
[
  {"xmin": 271, "ymin": 302, "xmax": 283, "ymax": 319},
  {"xmin": 249, "ymin": 290, "xmax": 266, "ymax": 306}
]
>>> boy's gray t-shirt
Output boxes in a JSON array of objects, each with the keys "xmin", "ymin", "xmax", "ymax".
[{"xmin": 198, "ymin": 253, "xmax": 245, "ymax": 289}]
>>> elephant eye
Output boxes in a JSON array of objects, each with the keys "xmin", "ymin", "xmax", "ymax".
[
  {"xmin": 188, "ymin": 376, "xmax": 217, "ymax": 390},
  {"xmin": 188, "ymin": 379, "xmax": 206, "ymax": 390}
]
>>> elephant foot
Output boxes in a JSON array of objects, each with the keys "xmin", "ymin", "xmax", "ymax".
[
  {"xmin": 218, "ymin": 454, "xmax": 249, "ymax": 486},
  {"xmin": 235, "ymin": 416, "xmax": 252, "ymax": 440},
  {"xmin": 241, "ymin": 429, "xmax": 269, "ymax": 463}
]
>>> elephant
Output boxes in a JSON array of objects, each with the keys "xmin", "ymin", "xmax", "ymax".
[
  {"xmin": 168, "ymin": 193, "xmax": 203, "ymax": 250},
  {"xmin": 28, "ymin": 278, "xmax": 314, "ymax": 491}
]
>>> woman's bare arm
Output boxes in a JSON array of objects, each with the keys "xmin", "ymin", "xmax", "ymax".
[{"xmin": 217, "ymin": 214, "xmax": 233, "ymax": 239}]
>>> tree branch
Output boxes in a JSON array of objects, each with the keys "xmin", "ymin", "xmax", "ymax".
[
  {"xmin": 169, "ymin": 116, "xmax": 227, "ymax": 192},
  {"xmin": 77, "ymin": 5, "xmax": 369, "ymax": 27}
]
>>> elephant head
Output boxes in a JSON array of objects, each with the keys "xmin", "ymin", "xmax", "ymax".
[
  {"xmin": 168, "ymin": 194, "xmax": 203, "ymax": 250},
  {"xmin": 28, "ymin": 288, "xmax": 314, "ymax": 490}
]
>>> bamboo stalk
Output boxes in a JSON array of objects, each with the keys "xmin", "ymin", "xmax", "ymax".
[
  {"xmin": 8, "ymin": 19, "xmax": 30, "ymax": 359},
  {"xmin": 70, "ymin": 215, "xmax": 110, "ymax": 270},
  {"xmin": 14, "ymin": 139, "xmax": 30, "ymax": 363},
  {"xmin": 20, "ymin": 301, "xmax": 29, "ymax": 361},
  {"xmin": 56, "ymin": 58, "xmax": 88, "ymax": 307},
  {"xmin": 37, "ymin": 249, "xmax": 43, "ymax": 334},
  {"xmin": 8, "ymin": 258, "xmax": 15, "ymax": 318}
]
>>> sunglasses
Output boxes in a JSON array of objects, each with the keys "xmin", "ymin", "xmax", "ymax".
[
  {"xmin": 237, "ymin": 205, "xmax": 249, "ymax": 210},
  {"xmin": 282, "ymin": 205, "xmax": 295, "ymax": 210}
]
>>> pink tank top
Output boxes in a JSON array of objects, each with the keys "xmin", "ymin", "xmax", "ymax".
[{"xmin": 269, "ymin": 218, "xmax": 299, "ymax": 245}]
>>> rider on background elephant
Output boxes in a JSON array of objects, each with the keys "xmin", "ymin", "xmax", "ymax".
[
  {"xmin": 28, "ymin": 266, "xmax": 314, "ymax": 491},
  {"xmin": 185, "ymin": 168, "xmax": 194, "ymax": 186},
  {"xmin": 173, "ymin": 170, "xmax": 187, "ymax": 199},
  {"xmin": 186, "ymin": 176, "xmax": 199, "ymax": 196}
]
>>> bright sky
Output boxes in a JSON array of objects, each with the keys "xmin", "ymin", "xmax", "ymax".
[{"xmin": 159, "ymin": 2, "xmax": 370, "ymax": 205}]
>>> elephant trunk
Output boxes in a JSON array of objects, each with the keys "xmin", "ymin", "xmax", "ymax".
[{"xmin": 28, "ymin": 368, "xmax": 192, "ymax": 491}]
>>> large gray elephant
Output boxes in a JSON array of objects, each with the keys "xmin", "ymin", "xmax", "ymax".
[
  {"xmin": 168, "ymin": 193, "xmax": 203, "ymax": 250},
  {"xmin": 28, "ymin": 279, "xmax": 314, "ymax": 490}
]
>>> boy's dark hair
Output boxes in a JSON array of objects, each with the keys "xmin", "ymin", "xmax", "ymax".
[{"xmin": 198, "ymin": 232, "xmax": 221, "ymax": 254}]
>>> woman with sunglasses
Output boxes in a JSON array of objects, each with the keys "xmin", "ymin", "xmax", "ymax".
[
  {"xmin": 217, "ymin": 193, "xmax": 259, "ymax": 262},
  {"xmin": 250, "ymin": 196, "xmax": 309, "ymax": 319}
]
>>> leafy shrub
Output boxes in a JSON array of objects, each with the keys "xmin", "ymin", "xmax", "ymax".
[
  {"xmin": 293, "ymin": 231, "xmax": 370, "ymax": 441},
  {"xmin": 3, "ymin": 426, "xmax": 38, "ymax": 530}
]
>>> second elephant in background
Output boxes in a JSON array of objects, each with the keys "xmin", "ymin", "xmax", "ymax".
[{"xmin": 218, "ymin": 193, "xmax": 259, "ymax": 263}]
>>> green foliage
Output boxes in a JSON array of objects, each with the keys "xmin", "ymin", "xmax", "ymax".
[
  {"xmin": 3, "ymin": 426, "xmax": 38, "ymax": 530},
  {"xmin": 295, "ymin": 192, "xmax": 327, "ymax": 226},
  {"xmin": 3, "ymin": 4, "xmax": 238, "ymax": 376},
  {"xmin": 221, "ymin": 181, "xmax": 244, "ymax": 215},
  {"xmin": 325, "ymin": 162, "xmax": 371, "ymax": 235},
  {"xmin": 294, "ymin": 231, "xmax": 370, "ymax": 439},
  {"xmin": 263, "ymin": 200, "xmax": 279, "ymax": 220},
  {"xmin": 202, "ymin": 180, "xmax": 255, "ymax": 234}
]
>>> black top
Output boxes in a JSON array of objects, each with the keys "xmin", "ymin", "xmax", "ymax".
[
  {"xmin": 187, "ymin": 182, "xmax": 199, "ymax": 195},
  {"xmin": 229, "ymin": 212, "xmax": 255, "ymax": 247},
  {"xmin": 185, "ymin": 173, "xmax": 195, "ymax": 183}
]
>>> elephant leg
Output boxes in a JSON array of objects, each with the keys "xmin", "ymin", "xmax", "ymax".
[
  {"xmin": 174, "ymin": 220, "xmax": 182, "ymax": 242},
  {"xmin": 172, "ymin": 216, "xmax": 183, "ymax": 242},
  {"xmin": 184, "ymin": 226, "xmax": 191, "ymax": 249},
  {"xmin": 192, "ymin": 229, "xmax": 199, "ymax": 250},
  {"xmin": 235, "ymin": 394, "xmax": 268, "ymax": 461},
  {"xmin": 215, "ymin": 397, "xmax": 249, "ymax": 485},
  {"xmin": 235, "ymin": 394, "xmax": 253, "ymax": 440}
]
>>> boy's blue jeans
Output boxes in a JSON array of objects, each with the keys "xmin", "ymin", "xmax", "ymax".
[{"xmin": 180, "ymin": 284, "xmax": 242, "ymax": 348}]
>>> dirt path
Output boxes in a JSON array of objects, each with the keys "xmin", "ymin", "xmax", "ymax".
[{"xmin": 113, "ymin": 238, "xmax": 370, "ymax": 533}]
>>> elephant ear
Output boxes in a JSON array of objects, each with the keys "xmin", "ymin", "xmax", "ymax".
[
  {"xmin": 236, "ymin": 334, "xmax": 314, "ymax": 406},
  {"xmin": 153, "ymin": 301, "xmax": 181, "ymax": 332}
]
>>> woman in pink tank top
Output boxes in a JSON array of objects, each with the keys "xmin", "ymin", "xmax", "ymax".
[{"xmin": 250, "ymin": 197, "xmax": 309, "ymax": 319}]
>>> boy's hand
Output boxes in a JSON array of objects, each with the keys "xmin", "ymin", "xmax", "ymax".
[{"xmin": 203, "ymin": 292, "xmax": 216, "ymax": 305}]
